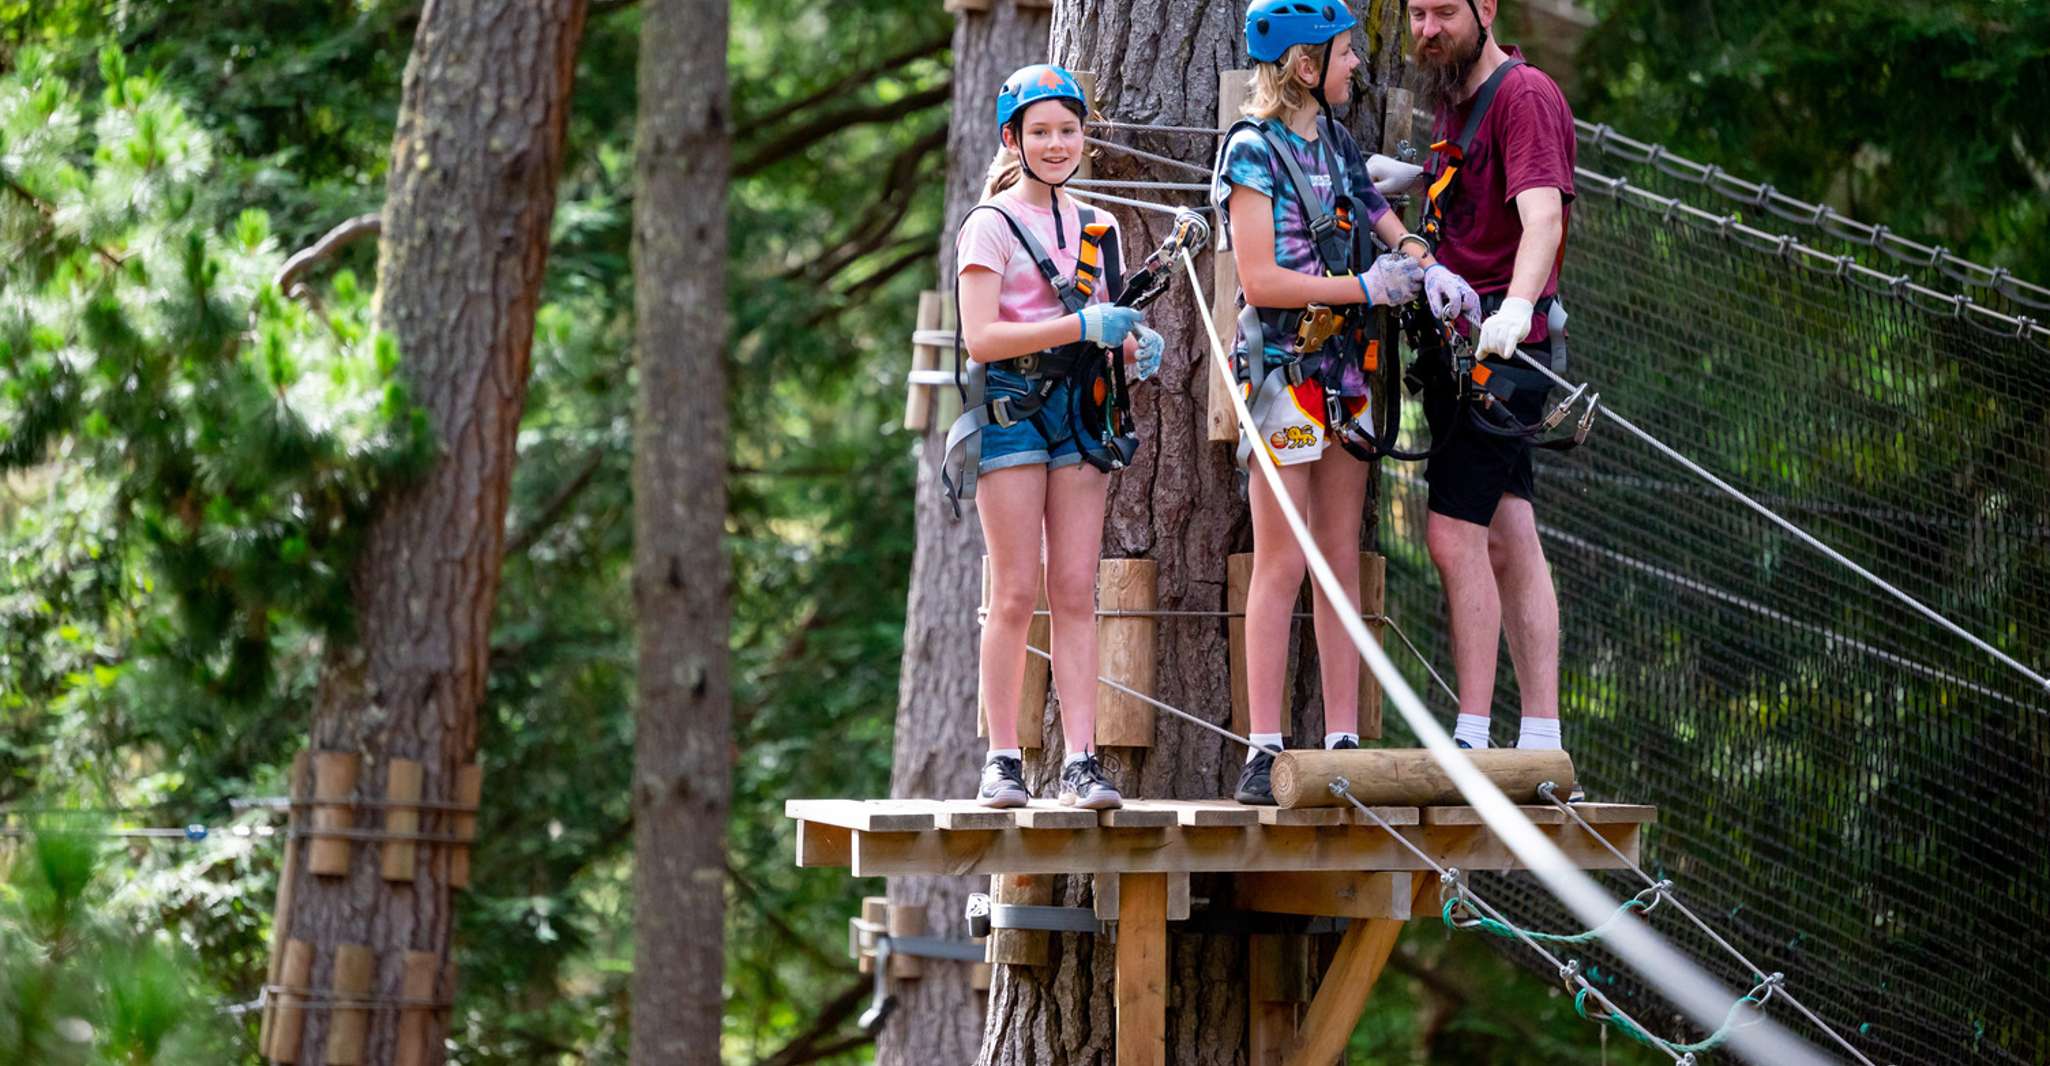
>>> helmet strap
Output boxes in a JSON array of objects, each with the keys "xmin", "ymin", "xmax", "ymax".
[{"xmin": 1467, "ymin": 0, "xmax": 1489, "ymax": 47}]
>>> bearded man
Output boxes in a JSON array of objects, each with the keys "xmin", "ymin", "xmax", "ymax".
[{"xmin": 1407, "ymin": 0, "xmax": 1581, "ymax": 779}]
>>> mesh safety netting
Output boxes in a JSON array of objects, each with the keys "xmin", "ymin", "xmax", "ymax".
[{"xmin": 1372, "ymin": 161, "xmax": 2050, "ymax": 1065}]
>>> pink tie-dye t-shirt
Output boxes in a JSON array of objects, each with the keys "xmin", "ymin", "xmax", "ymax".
[{"xmin": 955, "ymin": 187, "xmax": 1122, "ymax": 329}]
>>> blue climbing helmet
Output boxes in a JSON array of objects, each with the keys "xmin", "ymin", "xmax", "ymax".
[
  {"xmin": 994, "ymin": 64, "xmax": 1088, "ymax": 137},
  {"xmin": 1244, "ymin": 0, "xmax": 1358, "ymax": 63}
]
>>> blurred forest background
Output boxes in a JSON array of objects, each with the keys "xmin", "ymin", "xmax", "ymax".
[{"xmin": 2, "ymin": 0, "xmax": 2044, "ymax": 1063}]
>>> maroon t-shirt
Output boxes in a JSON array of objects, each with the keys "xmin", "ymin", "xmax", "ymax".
[{"xmin": 1429, "ymin": 48, "xmax": 1576, "ymax": 343}]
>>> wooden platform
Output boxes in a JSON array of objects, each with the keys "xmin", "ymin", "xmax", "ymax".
[
  {"xmin": 792, "ymin": 796, "xmax": 1656, "ymax": 1066},
  {"xmin": 786, "ymin": 797, "xmax": 1655, "ymax": 878}
]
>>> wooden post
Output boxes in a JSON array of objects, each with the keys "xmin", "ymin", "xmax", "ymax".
[
  {"xmin": 1228, "ymin": 552, "xmax": 1294, "ymax": 739},
  {"xmin": 905, "ymin": 290, "xmax": 945, "ymax": 431},
  {"xmin": 1357, "ymin": 552, "xmax": 1385, "ymax": 741},
  {"xmin": 1096, "ymin": 558, "xmax": 1158, "ymax": 748},
  {"xmin": 1209, "ymin": 69, "xmax": 1250, "ymax": 444},
  {"xmin": 1270, "ymin": 747, "xmax": 1576, "ymax": 808},
  {"xmin": 326, "ymin": 943, "xmax": 374, "ymax": 1065},
  {"xmin": 1074, "ymin": 71, "xmax": 1095, "ymax": 181},
  {"xmin": 306, "ymin": 752, "xmax": 359, "ymax": 876},
  {"xmin": 449, "ymin": 764, "xmax": 482, "ymax": 889},
  {"xmin": 1248, "ymin": 933, "xmax": 1310, "ymax": 1066},
  {"xmin": 259, "ymin": 752, "xmax": 309, "ymax": 1055},
  {"xmin": 887, "ymin": 901, "xmax": 926, "ymax": 979},
  {"xmin": 381, "ymin": 758, "xmax": 424, "ymax": 882},
  {"xmin": 266, "ymin": 937, "xmax": 315, "ymax": 1063},
  {"xmin": 942, "ymin": 0, "xmax": 992, "ymax": 12},
  {"xmin": 395, "ymin": 950, "xmax": 439, "ymax": 1066},
  {"xmin": 978, "ymin": 556, "xmax": 1049, "ymax": 749},
  {"xmin": 1279, "ymin": 875, "xmax": 1435, "ymax": 1066},
  {"xmin": 988, "ymin": 873, "xmax": 1053, "ymax": 966},
  {"xmin": 1115, "ymin": 872, "xmax": 1167, "ymax": 1066},
  {"xmin": 857, "ymin": 895, "xmax": 889, "ymax": 975}
]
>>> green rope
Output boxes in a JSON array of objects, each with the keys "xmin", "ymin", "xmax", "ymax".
[
  {"xmin": 1440, "ymin": 894, "xmax": 1649, "ymax": 946},
  {"xmin": 1575, "ymin": 987, "xmax": 1764, "ymax": 1056}
]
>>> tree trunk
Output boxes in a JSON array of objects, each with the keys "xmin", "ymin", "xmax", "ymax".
[
  {"xmin": 630, "ymin": 1, "xmax": 734, "ymax": 1064},
  {"xmin": 880, "ymin": 3, "xmax": 1054, "ymax": 1065},
  {"xmin": 971, "ymin": 4, "xmax": 1405, "ymax": 1063},
  {"xmin": 278, "ymin": 2, "xmax": 588, "ymax": 1064}
]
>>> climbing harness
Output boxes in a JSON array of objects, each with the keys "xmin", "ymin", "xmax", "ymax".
[{"xmin": 939, "ymin": 205, "xmax": 1210, "ymax": 516}]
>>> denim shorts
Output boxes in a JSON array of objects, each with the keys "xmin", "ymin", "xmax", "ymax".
[{"xmin": 977, "ymin": 367, "xmax": 1084, "ymax": 474}]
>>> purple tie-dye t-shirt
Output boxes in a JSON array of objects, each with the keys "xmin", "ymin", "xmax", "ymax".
[{"xmin": 1212, "ymin": 117, "xmax": 1391, "ymax": 392}]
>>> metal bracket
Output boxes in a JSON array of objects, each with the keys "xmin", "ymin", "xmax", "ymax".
[
  {"xmin": 965, "ymin": 892, "xmax": 1106, "ymax": 938},
  {"xmin": 848, "ymin": 919, "xmax": 987, "ymax": 963}
]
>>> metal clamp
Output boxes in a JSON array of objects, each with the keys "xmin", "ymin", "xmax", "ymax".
[{"xmin": 965, "ymin": 892, "xmax": 1107, "ymax": 938}]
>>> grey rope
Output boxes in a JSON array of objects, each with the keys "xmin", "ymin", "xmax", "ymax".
[
  {"xmin": 1083, "ymin": 135, "xmax": 1216, "ymax": 178},
  {"xmin": 1539, "ymin": 785, "xmax": 1883, "ymax": 1066},
  {"xmin": 1069, "ymin": 178, "xmax": 1213, "ymax": 193},
  {"xmin": 1065, "ymin": 187, "xmax": 1216, "ymax": 217},
  {"xmin": 1086, "ymin": 119, "xmax": 1225, "ymax": 137},
  {"xmin": 1381, "ymin": 612, "xmax": 1460, "ymax": 704},
  {"xmin": 1505, "ymin": 341, "xmax": 2050, "ymax": 695}
]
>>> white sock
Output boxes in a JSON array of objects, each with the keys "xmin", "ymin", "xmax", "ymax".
[
  {"xmin": 1248, "ymin": 733, "xmax": 1284, "ymax": 761},
  {"xmin": 1454, "ymin": 714, "xmax": 1491, "ymax": 749},
  {"xmin": 1517, "ymin": 717, "xmax": 1562, "ymax": 751},
  {"xmin": 1062, "ymin": 750, "xmax": 1092, "ymax": 768},
  {"xmin": 986, "ymin": 747, "xmax": 1022, "ymax": 763},
  {"xmin": 1323, "ymin": 732, "xmax": 1359, "ymax": 749}
]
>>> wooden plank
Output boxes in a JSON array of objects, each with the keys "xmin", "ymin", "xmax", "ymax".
[
  {"xmin": 1096, "ymin": 558, "xmax": 1158, "ymax": 747},
  {"xmin": 307, "ymin": 751, "xmax": 359, "ymax": 876},
  {"xmin": 931, "ymin": 806, "xmax": 1021, "ymax": 830},
  {"xmin": 1561, "ymin": 802, "xmax": 1659, "ymax": 825},
  {"xmin": 395, "ymin": 950, "xmax": 438, "ymax": 1066},
  {"xmin": 1272, "ymin": 748, "xmax": 1575, "ymax": 808},
  {"xmin": 797, "ymin": 821, "xmax": 853, "ymax": 867},
  {"xmin": 1248, "ymin": 934, "xmax": 1308, "ymax": 1066},
  {"xmin": 1357, "ymin": 553, "xmax": 1385, "ymax": 741},
  {"xmin": 326, "ymin": 943, "xmax": 374, "ymax": 1065},
  {"xmin": 942, "ymin": 0, "xmax": 991, "ymax": 12},
  {"xmin": 1345, "ymin": 805, "xmax": 1422, "ymax": 828},
  {"xmin": 1280, "ymin": 876, "xmax": 1435, "ymax": 1066},
  {"xmin": 1172, "ymin": 799, "xmax": 1265, "ymax": 827},
  {"xmin": 1094, "ymin": 872, "xmax": 1120, "ymax": 920},
  {"xmin": 1257, "ymin": 805, "xmax": 1350, "ymax": 827},
  {"xmin": 1209, "ymin": 70, "xmax": 1251, "ymax": 444},
  {"xmin": 1012, "ymin": 801, "xmax": 1098, "ymax": 829},
  {"xmin": 267, "ymin": 938, "xmax": 315, "ymax": 1062},
  {"xmin": 784, "ymin": 799, "xmax": 938, "ymax": 833},
  {"xmin": 848, "ymin": 821, "xmax": 1641, "ymax": 877},
  {"xmin": 1167, "ymin": 872, "xmax": 1190, "ymax": 921},
  {"xmin": 1235, "ymin": 871, "xmax": 1413, "ymax": 920},
  {"xmin": 1100, "ymin": 803, "xmax": 1181, "ymax": 828},
  {"xmin": 259, "ymin": 751, "xmax": 309, "ymax": 1057},
  {"xmin": 380, "ymin": 759, "xmax": 424, "ymax": 882},
  {"xmin": 1115, "ymin": 872, "xmax": 1167, "ymax": 1066},
  {"xmin": 888, "ymin": 902, "xmax": 926, "ymax": 979},
  {"xmin": 449, "ymin": 764, "xmax": 482, "ymax": 889},
  {"xmin": 857, "ymin": 896, "xmax": 888, "ymax": 975},
  {"xmin": 1422, "ymin": 805, "xmax": 1566, "ymax": 826},
  {"xmin": 905, "ymin": 291, "xmax": 942, "ymax": 431}
]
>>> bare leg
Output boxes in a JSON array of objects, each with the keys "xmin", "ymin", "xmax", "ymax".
[
  {"xmin": 1427, "ymin": 509, "xmax": 1501, "ymax": 720},
  {"xmin": 1042, "ymin": 462, "xmax": 1111, "ymax": 754},
  {"xmin": 1488, "ymin": 496, "xmax": 1559, "ymax": 720},
  {"xmin": 1306, "ymin": 449, "xmax": 1370, "ymax": 738},
  {"xmin": 1246, "ymin": 462, "xmax": 1315, "ymax": 736},
  {"xmin": 976, "ymin": 465, "xmax": 1049, "ymax": 750}
]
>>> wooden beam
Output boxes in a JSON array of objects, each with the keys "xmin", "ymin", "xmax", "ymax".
[
  {"xmin": 1271, "ymin": 748, "xmax": 1575, "ymax": 808},
  {"xmin": 1235, "ymin": 871, "xmax": 1413, "ymax": 920},
  {"xmin": 797, "ymin": 821, "xmax": 853, "ymax": 867},
  {"xmin": 989, "ymin": 873, "xmax": 1054, "ymax": 966},
  {"xmin": 1248, "ymin": 933, "xmax": 1309, "ymax": 1065},
  {"xmin": 846, "ymin": 821, "xmax": 1640, "ymax": 877},
  {"xmin": 1097, "ymin": 558, "xmax": 1159, "ymax": 747},
  {"xmin": 1280, "ymin": 876, "xmax": 1436, "ymax": 1066},
  {"xmin": 1115, "ymin": 872, "xmax": 1167, "ymax": 1066}
]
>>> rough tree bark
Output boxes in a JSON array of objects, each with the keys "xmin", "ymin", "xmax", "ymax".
[
  {"xmin": 630, "ymin": 1, "xmax": 734, "ymax": 1064},
  {"xmin": 972, "ymin": 3, "xmax": 1406, "ymax": 1063},
  {"xmin": 880, "ymin": 4, "xmax": 1054, "ymax": 1065},
  {"xmin": 279, "ymin": 1, "xmax": 588, "ymax": 1064}
]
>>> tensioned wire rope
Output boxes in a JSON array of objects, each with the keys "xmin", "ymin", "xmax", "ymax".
[{"xmin": 1069, "ymin": 128, "xmax": 2050, "ymax": 695}]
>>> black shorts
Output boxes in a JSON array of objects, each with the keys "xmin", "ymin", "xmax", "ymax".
[{"xmin": 1422, "ymin": 350, "xmax": 1552, "ymax": 526}]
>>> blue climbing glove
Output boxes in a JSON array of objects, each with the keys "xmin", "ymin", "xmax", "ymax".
[
  {"xmin": 1357, "ymin": 253, "xmax": 1425, "ymax": 307},
  {"xmin": 1424, "ymin": 264, "xmax": 1482, "ymax": 327},
  {"xmin": 1131, "ymin": 325, "xmax": 1163, "ymax": 381},
  {"xmin": 1078, "ymin": 303, "xmax": 1145, "ymax": 347}
]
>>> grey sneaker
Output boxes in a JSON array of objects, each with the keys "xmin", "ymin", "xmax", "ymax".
[
  {"xmin": 977, "ymin": 755, "xmax": 1030, "ymax": 808},
  {"xmin": 1058, "ymin": 753, "xmax": 1123, "ymax": 810},
  {"xmin": 1234, "ymin": 747, "xmax": 1278, "ymax": 805}
]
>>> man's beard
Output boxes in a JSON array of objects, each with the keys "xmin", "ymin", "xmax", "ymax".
[{"xmin": 1412, "ymin": 27, "xmax": 1484, "ymax": 113}]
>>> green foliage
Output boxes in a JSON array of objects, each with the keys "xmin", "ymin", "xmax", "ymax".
[
  {"xmin": 0, "ymin": 830, "xmax": 239, "ymax": 1063},
  {"xmin": 1576, "ymin": 0, "xmax": 2050, "ymax": 280}
]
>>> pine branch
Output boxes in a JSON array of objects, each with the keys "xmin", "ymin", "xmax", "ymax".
[
  {"xmin": 789, "ymin": 124, "xmax": 947, "ymax": 286},
  {"xmin": 735, "ymin": 82, "xmax": 952, "ymax": 180},
  {"xmin": 755, "ymin": 977, "xmax": 875, "ymax": 1066},
  {"xmin": 4, "ymin": 174, "xmax": 123, "ymax": 269},
  {"xmin": 275, "ymin": 213, "xmax": 382, "ymax": 299},
  {"xmin": 743, "ymin": 31, "xmax": 951, "ymax": 133},
  {"xmin": 506, "ymin": 448, "xmax": 608, "ymax": 555}
]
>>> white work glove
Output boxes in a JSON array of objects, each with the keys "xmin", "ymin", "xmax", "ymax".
[
  {"xmin": 1423, "ymin": 264, "xmax": 1481, "ymax": 328},
  {"xmin": 1131, "ymin": 325, "xmax": 1163, "ymax": 381},
  {"xmin": 1365, "ymin": 153, "xmax": 1426, "ymax": 197},
  {"xmin": 1079, "ymin": 303, "xmax": 1145, "ymax": 347},
  {"xmin": 1358, "ymin": 253, "xmax": 1425, "ymax": 307},
  {"xmin": 1474, "ymin": 297, "xmax": 1534, "ymax": 361}
]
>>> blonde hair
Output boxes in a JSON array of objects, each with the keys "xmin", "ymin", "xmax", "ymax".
[{"xmin": 1244, "ymin": 43, "xmax": 1320, "ymax": 121}]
